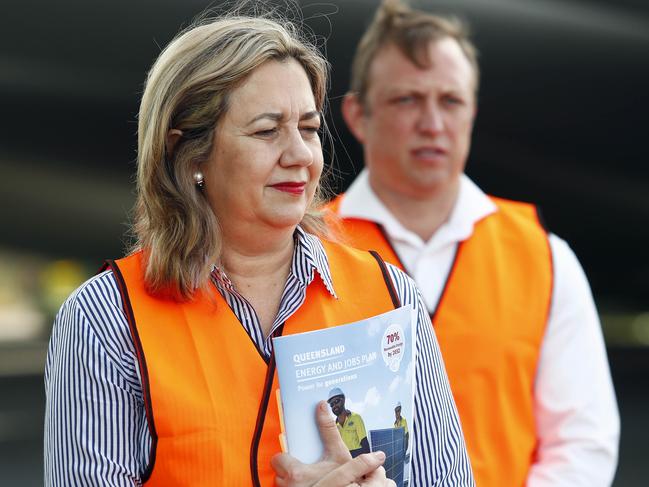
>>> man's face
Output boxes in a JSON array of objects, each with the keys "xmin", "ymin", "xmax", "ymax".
[
  {"xmin": 353, "ymin": 38, "xmax": 476, "ymax": 201},
  {"xmin": 328, "ymin": 395, "xmax": 345, "ymax": 416}
]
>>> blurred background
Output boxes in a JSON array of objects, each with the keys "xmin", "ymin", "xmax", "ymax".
[{"xmin": 0, "ymin": 0, "xmax": 647, "ymax": 484}]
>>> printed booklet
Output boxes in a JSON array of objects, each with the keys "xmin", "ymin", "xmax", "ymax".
[{"xmin": 273, "ymin": 305, "xmax": 417, "ymax": 487}]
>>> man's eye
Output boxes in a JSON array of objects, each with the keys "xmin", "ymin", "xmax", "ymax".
[
  {"xmin": 393, "ymin": 95, "xmax": 415, "ymax": 105},
  {"xmin": 443, "ymin": 96, "xmax": 463, "ymax": 106}
]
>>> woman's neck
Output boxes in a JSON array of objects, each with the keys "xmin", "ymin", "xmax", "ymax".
[
  {"xmin": 220, "ymin": 240, "xmax": 294, "ymax": 284},
  {"xmin": 218, "ymin": 225, "xmax": 296, "ymax": 337},
  {"xmin": 219, "ymin": 224, "xmax": 295, "ymax": 279}
]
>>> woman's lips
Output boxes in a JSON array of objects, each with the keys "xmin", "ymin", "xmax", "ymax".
[{"xmin": 270, "ymin": 181, "xmax": 306, "ymax": 194}]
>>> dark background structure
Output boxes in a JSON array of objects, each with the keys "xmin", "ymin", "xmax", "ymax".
[{"xmin": 0, "ymin": 0, "xmax": 647, "ymax": 484}]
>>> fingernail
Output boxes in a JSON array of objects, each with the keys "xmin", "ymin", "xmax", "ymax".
[
  {"xmin": 319, "ymin": 401, "xmax": 328, "ymax": 412},
  {"xmin": 374, "ymin": 451, "xmax": 385, "ymax": 461}
]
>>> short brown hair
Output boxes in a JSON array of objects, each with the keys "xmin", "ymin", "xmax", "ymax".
[{"xmin": 349, "ymin": 0, "xmax": 479, "ymax": 107}]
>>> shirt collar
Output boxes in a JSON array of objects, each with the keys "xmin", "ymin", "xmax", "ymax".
[
  {"xmin": 293, "ymin": 226, "xmax": 337, "ymax": 298},
  {"xmin": 339, "ymin": 169, "xmax": 496, "ymax": 249},
  {"xmin": 211, "ymin": 226, "xmax": 337, "ymax": 299}
]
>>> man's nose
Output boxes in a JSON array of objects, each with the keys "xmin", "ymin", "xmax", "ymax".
[{"xmin": 417, "ymin": 102, "xmax": 444, "ymax": 135}]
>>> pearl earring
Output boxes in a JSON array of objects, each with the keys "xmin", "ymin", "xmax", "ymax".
[{"xmin": 193, "ymin": 171, "xmax": 205, "ymax": 189}]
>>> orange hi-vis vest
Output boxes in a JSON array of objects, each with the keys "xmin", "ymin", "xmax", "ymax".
[
  {"xmin": 327, "ymin": 195, "xmax": 553, "ymax": 487},
  {"xmin": 104, "ymin": 240, "xmax": 400, "ymax": 487}
]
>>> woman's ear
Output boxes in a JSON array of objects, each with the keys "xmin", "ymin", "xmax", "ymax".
[{"xmin": 166, "ymin": 129, "xmax": 184, "ymax": 156}]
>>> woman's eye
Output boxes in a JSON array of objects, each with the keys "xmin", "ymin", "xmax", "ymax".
[
  {"xmin": 300, "ymin": 126, "xmax": 320, "ymax": 135},
  {"xmin": 255, "ymin": 128, "xmax": 278, "ymax": 137}
]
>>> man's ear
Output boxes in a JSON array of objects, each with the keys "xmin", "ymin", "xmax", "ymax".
[
  {"xmin": 341, "ymin": 93, "xmax": 366, "ymax": 144},
  {"xmin": 166, "ymin": 129, "xmax": 183, "ymax": 156}
]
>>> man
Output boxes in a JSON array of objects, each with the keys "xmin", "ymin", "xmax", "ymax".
[
  {"xmin": 393, "ymin": 401, "xmax": 409, "ymax": 452},
  {"xmin": 327, "ymin": 387, "xmax": 370, "ymax": 458},
  {"xmin": 329, "ymin": 0, "xmax": 620, "ymax": 485}
]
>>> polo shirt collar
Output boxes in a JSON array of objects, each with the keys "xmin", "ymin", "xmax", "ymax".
[{"xmin": 339, "ymin": 169, "xmax": 496, "ymax": 249}]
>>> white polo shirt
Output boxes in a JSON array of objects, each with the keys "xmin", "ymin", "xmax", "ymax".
[{"xmin": 338, "ymin": 169, "xmax": 620, "ymax": 487}]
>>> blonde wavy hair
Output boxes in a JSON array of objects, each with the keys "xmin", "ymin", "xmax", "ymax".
[{"xmin": 133, "ymin": 14, "xmax": 330, "ymax": 300}]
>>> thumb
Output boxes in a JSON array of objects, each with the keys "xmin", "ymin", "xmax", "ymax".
[
  {"xmin": 271, "ymin": 452, "xmax": 301, "ymax": 479},
  {"xmin": 315, "ymin": 400, "xmax": 352, "ymax": 463}
]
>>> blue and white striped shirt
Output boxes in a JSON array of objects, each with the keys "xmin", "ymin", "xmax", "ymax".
[{"xmin": 44, "ymin": 227, "xmax": 474, "ymax": 486}]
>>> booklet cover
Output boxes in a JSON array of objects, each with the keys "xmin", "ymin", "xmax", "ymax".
[{"xmin": 273, "ymin": 305, "xmax": 417, "ymax": 486}]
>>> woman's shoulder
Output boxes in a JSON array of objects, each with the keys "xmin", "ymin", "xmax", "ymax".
[
  {"xmin": 65, "ymin": 269, "xmax": 123, "ymax": 309},
  {"xmin": 382, "ymin": 262, "xmax": 423, "ymax": 307},
  {"xmin": 55, "ymin": 269, "xmax": 128, "ymax": 336},
  {"xmin": 47, "ymin": 269, "xmax": 142, "ymax": 404},
  {"xmin": 312, "ymin": 233, "xmax": 424, "ymax": 305}
]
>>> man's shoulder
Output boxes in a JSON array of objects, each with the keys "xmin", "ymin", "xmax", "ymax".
[
  {"xmin": 347, "ymin": 412, "xmax": 366, "ymax": 427},
  {"xmin": 488, "ymin": 194, "xmax": 540, "ymax": 217},
  {"xmin": 480, "ymin": 194, "xmax": 549, "ymax": 236}
]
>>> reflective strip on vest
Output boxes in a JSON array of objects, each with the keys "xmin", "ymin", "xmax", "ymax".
[
  {"xmin": 327, "ymin": 194, "xmax": 553, "ymax": 487},
  {"xmin": 107, "ymin": 239, "xmax": 398, "ymax": 486}
]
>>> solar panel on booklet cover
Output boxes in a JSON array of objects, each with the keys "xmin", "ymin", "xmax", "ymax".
[{"xmin": 369, "ymin": 428, "xmax": 405, "ymax": 487}]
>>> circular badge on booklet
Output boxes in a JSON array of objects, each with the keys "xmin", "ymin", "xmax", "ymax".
[{"xmin": 382, "ymin": 323, "xmax": 405, "ymax": 372}]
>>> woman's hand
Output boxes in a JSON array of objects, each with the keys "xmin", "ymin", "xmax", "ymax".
[
  {"xmin": 311, "ymin": 451, "xmax": 395, "ymax": 487},
  {"xmin": 272, "ymin": 401, "xmax": 396, "ymax": 487}
]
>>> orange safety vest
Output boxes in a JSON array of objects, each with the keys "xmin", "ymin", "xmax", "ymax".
[
  {"xmin": 104, "ymin": 240, "xmax": 399, "ymax": 486},
  {"xmin": 326, "ymin": 195, "xmax": 553, "ymax": 487}
]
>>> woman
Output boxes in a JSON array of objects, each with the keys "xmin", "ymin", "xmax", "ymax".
[{"xmin": 44, "ymin": 11, "xmax": 473, "ymax": 487}]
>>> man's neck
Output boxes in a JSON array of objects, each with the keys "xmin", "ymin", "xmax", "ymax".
[
  {"xmin": 370, "ymin": 178, "xmax": 460, "ymax": 242},
  {"xmin": 336, "ymin": 410, "xmax": 350, "ymax": 425}
]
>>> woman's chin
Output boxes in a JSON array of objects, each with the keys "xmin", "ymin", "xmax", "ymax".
[{"xmin": 259, "ymin": 211, "xmax": 306, "ymax": 232}]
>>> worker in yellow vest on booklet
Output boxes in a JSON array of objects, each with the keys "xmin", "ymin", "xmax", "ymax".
[{"xmin": 327, "ymin": 388, "xmax": 371, "ymax": 459}]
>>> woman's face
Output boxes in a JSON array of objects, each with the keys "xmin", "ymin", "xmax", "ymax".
[{"xmin": 202, "ymin": 59, "xmax": 323, "ymax": 236}]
